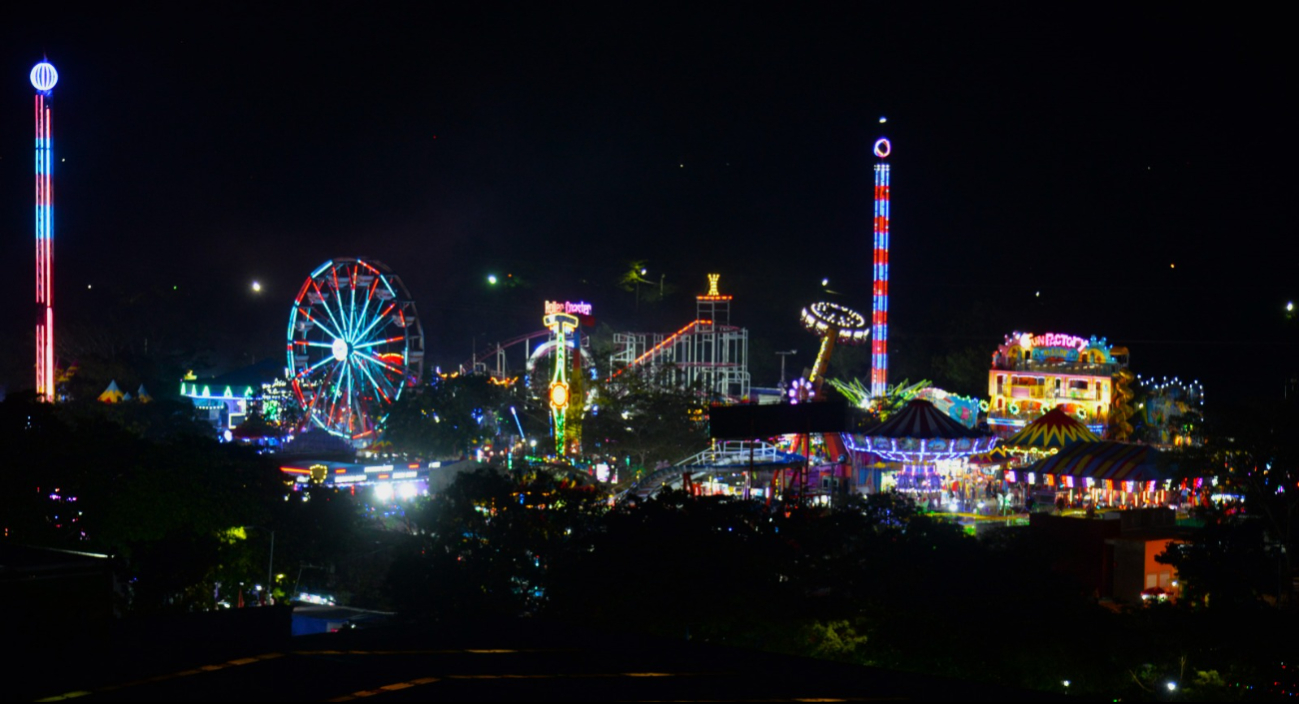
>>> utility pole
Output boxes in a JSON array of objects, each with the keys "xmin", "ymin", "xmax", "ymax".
[{"xmin": 776, "ymin": 350, "xmax": 798, "ymax": 393}]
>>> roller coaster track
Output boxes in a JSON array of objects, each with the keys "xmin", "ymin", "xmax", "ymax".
[
  {"xmin": 457, "ymin": 329, "xmax": 553, "ymax": 376},
  {"xmin": 624, "ymin": 440, "xmax": 805, "ymax": 497},
  {"xmin": 608, "ymin": 319, "xmax": 709, "ymax": 380}
]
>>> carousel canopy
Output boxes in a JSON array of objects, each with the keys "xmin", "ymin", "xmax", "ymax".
[
  {"xmin": 1022, "ymin": 441, "xmax": 1166, "ymax": 482},
  {"xmin": 851, "ymin": 399, "xmax": 996, "ymax": 463},
  {"xmin": 870, "ymin": 399, "xmax": 987, "ymax": 440},
  {"xmin": 1003, "ymin": 406, "xmax": 1100, "ymax": 451}
]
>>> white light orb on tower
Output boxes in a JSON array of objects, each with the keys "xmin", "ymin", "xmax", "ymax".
[{"xmin": 31, "ymin": 61, "xmax": 58, "ymax": 93}]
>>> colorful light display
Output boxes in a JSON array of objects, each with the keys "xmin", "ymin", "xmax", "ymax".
[
  {"xmin": 287, "ymin": 258, "xmax": 424, "ymax": 441},
  {"xmin": 987, "ymin": 331, "xmax": 1126, "ymax": 435},
  {"xmin": 800, "ymin": 301, "xmax": 870, "ymax": 394},
  {"xmin": 1136, "ymin": 375, "xmax": 1204, "ymax": 448},
  {"xmin": 543, "ymin": 312, "xmax": 580, "ymax": 455},
  {"xmin": 788, "ymin": 377, "xmax": 813, "ymax": 404},
  {"xmin": 32, "ymin": 61, "xmax": 58, "ymax": 402},
  {"xmin": 871, "ymin": 134, "xmax": 891, "ymax": 399},
  {"xmin": 543, "ymin": 300, "xmax": 593, "ymax": 316},
  {"xmin": 845, "ymin": 399, "xmax": 996, "ymax": 463}
]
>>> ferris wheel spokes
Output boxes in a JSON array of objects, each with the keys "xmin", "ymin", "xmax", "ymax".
[{"xmin": 288, "ymin": 258, "xmax": 423, "ymax": 440}]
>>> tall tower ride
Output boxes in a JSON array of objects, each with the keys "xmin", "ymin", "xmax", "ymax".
[
  {"xmin": 870, "ymin": 129, "xmax": 891, "ymax": 399},
  {"xmin": 32, "ymin": 60, "xmax": 58, "ymax": 402}
]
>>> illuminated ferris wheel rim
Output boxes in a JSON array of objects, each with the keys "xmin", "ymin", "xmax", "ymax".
[
  {"xmin": 286, "ymin": 257, "xmax": 424, "ymax": 440},
  {"xmin": 801, "ymin": 301, "xmax": 870, "ymax": 344}
]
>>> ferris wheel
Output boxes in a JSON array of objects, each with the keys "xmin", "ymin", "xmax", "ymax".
[{"xmin": 287, "ymin": 258, "xmax": 424, "ymax": 440}]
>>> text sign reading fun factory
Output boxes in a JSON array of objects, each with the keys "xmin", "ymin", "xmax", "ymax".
[
  {"xmin": 544, "ymin": 300, "xmax": 593, "ymax": 316},
  {"xmin": 1026, "ymin": 332, "xmax": 1087, "ymax": 351}
]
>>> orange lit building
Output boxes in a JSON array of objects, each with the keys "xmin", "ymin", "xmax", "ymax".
[{"xmin": 987, "ymin": 331, "xmax": 1129, "ymax": 436}]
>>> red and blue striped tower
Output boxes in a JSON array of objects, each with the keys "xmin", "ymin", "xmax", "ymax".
[
  {"xmin": 870, "ymin": 130, "xmax": 891, "ymax": 399},
  {"xmin": 32, "ymin": 60, "xmax": 58, "ymax": 402}
]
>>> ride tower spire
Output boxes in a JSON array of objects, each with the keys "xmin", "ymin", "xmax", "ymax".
[
  {"xmin": 32, "ymin": 60, "xmax": 58, "ymax": 402},
  {"xmin": 870, "ymin": 123, "xmax": 891, "ymax": 400}
]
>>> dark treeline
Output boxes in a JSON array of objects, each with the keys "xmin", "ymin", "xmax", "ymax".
[
  {"xmin": 7, "ymin": 388, "xmax": 1299, "ymax": 700},
  {"xmin": 0, "ymin": 392, "xmax": 392, "ymax": 613},
  {"xmin": 387, "ymin": 467, "xmax": 1298, "ymax": 700}
]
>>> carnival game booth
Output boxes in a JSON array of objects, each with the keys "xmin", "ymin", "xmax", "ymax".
[
  {"xmin": 846, "ymin": 400, "xmax": 996, "ymax": 506},
  {"xmin": 1008, "ymin": 441, "xmax": 1175, "ymax": 510}
]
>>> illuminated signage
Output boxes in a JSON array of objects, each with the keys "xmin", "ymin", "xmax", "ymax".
[
  {"xmin": 544, "ymin": 300, "xmax": 592, "ymax": 316},
  {"xmin": 333, "ymin": 474, "xmax": 367, "ymax": 483},
  {"xmin": 391, "ymin": 471, "xmax": 417, "ymax": 479},
  {"xmin": 363, "ymin": 465, "xmax": 394, "ymax": 473},
  {"xmin": 1030, "ymin": 333, "xmax": 1087, "ymax": 350},
  {"xmin": 549, "ymin": 381, "xmax": 570, "ymax": 410}
]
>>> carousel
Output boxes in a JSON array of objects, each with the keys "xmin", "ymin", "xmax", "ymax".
[{"xmin": 846, "ymin": 399, "xmax": 997, "ymax": 504}]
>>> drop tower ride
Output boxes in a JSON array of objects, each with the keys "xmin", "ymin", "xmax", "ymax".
[
  {"xmin": 32, "ymin": 60, "xmax": 58, "ymax": 402},
  {"xmin": 870, "ymin": 126, "xmax": 891, "ymax": 399}
]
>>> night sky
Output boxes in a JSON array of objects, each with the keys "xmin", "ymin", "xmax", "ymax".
[{"xmin": 1, "ymin": 4, "xmax": 1294, "ymax": 402}]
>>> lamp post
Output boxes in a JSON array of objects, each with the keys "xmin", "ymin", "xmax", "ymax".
[
  {"xmin": 776, "ymin": 350, "xmax": 798, "ymax": 391},
  {"xmin": 244, "ymin": 526, "xmax": 275, "ymax": 599}
]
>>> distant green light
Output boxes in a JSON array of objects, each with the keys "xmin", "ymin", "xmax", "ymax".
[{"xmin": 487, "ymin": 274, "xmax": 498, "ymax": 285}]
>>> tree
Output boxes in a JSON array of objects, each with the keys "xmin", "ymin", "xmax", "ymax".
[
  {"xmin": 1159, "ymin": 399, "xmax": 1299, "ymax": 608},
  {"xmin": 388, "ymin": 467, "xmax": 604, "ymax": 620},
  {"xmin": 384, "ymin": 374, "xmax": 520, "ymax": 458},
  {"xmin": 583, "ymin": 365, "xmax": 709, "ymax": 473}
]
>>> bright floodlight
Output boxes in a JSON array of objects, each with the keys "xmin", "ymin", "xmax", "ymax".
[
  {"xmin": 487, "ymin": 274, "xmax": 498, "ymax": 285},
  {"xmin": 31, "ymin": 62, "xmax": 58, "ymax": 92},
  {"xmin": 1288, "ymin": 301, "xmax": 1295, "ymax": 312},
  {"xmin": 251, "ymin": 281, "xmax": 262, "ymax": 292}
]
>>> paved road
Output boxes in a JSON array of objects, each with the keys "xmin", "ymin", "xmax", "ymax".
[{"xmin": 30, "ymin": 620, "xmax": 1064, "ymax": 702}]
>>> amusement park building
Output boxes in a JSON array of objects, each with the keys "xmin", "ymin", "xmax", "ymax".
[
  {"xmin": 987, "ymin": 332, "xmax": 1129, "ymax": 436},
  {"xmin": 181, "ymin": 359, "xmax": 291, "ymax": 436}
]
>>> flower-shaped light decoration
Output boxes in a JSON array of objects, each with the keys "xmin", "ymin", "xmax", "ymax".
[{"xmin": 788, "ymin": 377, "xmax": 814, "ymax": 404}]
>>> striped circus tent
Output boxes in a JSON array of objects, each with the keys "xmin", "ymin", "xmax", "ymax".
[
  {"xmin": 1023, "ymin": 441, "xmax": 1165, "ymax": 482},
  {"xmin": 855, "ymin": 400, "xmax": 996, "ymax": 462},
  {"xmin": 970, "ymin": 444, "xmax": 1015, "ymax": 466},
  {"xmin": 1003, "ymin": 406, "xmax": 1100, "ymax": 451},
  {"xmin": 872, "ymin": 399, "xmax": 987, "ymax": 439}
]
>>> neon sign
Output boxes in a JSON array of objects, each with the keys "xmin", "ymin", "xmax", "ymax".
[
  {"xmin": 1030, "ymin": 333, "xmax": 1087, "ymax": 350},
  {"xmin": 544, "ymin": 300, "xmax": 592, "ymax": 316}
]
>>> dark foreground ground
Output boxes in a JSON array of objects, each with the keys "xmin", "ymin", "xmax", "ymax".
[{"xmin": 16, "ymin": 612, "xmax": 1067, "ymax": 702}]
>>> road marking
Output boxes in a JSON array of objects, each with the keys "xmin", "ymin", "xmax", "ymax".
[
  {"xmin": 34, "ymin": 692, "xmax": 91, "ymax": 702},
  {"xmin": 38, "ymin": 652, "xmax": 284, "ymax": 699},
  {"xmin": 326, "ymin": 672, "xmax": 702, "ymax": 701}
]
